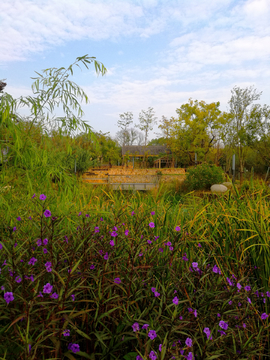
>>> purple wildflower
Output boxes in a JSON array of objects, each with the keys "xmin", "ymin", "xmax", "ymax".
[
  {"xmin": 198, "ymin": 243, "xmax": 202, "ymax": 247},
  {"xmin": 44, "ymin": 210, "xmax": 51, "ymax": 218},
  {"xmin": 142, "ymin": 324, "xmax": 149, "ymax": 329},
  {"xmin": 219, "ymin": 321, "xmax": 228, "ymax": 330},
  {"xmin": 45, "ymin": 261, "xmax": 52, "ymax": 272},
  {"xmin": 95, "ymin": 227, "xmax": 100, "ymax": 233},
  {"xmin": 132, "ymin": 322, "xmax": 140, "ymax": 332},
  {"xmin": 203, "ymin": 327, "xmax": 212, "ymax": 340},
  {"xmin": 148, "ymin": 330, "xmax": 157, "ymax": 340},
  {"xmin": 114, "ymin": 277, "xmax": 121, "ymax": 284},
  {"xmin": 185, "ymin": 337, "xmax": 192, "ymax": 347},
  {"xmin": 50, "ymin": 292, "xmax": 59, "ymax": 299},
  {"xmin": 218, "ymin": 330, "xmax": 226, "ymax": 336},
  {"xmin": 182, "ymin": 254, "xmax": 188, "ymax": 261},
  {"xmin": 212, "ymin": 265, "xmax": 221, "ymax": 274},
  {"xmin": 43, "ymin": 283, "xmax": 53, "ymax": 294},
  {"xmin": 151, "ymin": 211, "xmax": 155, "ymax": 215},
  {"xmin": 149, "ymin": 351, "xmax": 157, "ymax": 360},
  {"xmin": 172, "ymin": 296, "xmax": 179, "ymax": 305},
  {"xmin": 43, "ymin": 238, "xmax": 48, "ymax": 245},
  {"xmin": 71, "ymin": 294, "xmax": 75, "ymax": 301},
  {"xmin": 36, "ymin": 239, "xmax": 42, "ymax": 246},
  {"xmin": 43, "ymin": 248, "xmax": 48, "ymax": 254},
  {"xmin": 124, "ymin": 229, "xmax": 129, "ymax": 236},
  {"xmin": 175, "ymin": 226, "xmax": 181, "ymax": 231},
  {"xmin": 68, "ymin": 343, "xmax": 80, "ymax": 353},
  {"xmin": 28, "ymin": 257, "xmax": 37, "ymax": 266},
  {"xmin": 149, "ymin": 222, "xmax": 155, "ymax": 228},
  {"xmin": 15, "ymin": 276, "xmax": 22, "ymax": 283},
  {"xmin": 261, "ymin": 313, "xmax": 268, "ymax": 320},
  {"xmin": 245, "ymin": 285, "xmax": 251, "ymax": 291},
  {"xmin": 147, "ymin": 240, "xmax": 152, "ymax": 244},
  {"xmin": 227, "ymin": 278, "xmax": 234, "ymax": 286},
  {"xmin": 16, "ymin": 216, "xmax": 21, "ymax": 221},
  {"xmin": 111, "ymin": 231, "xmax": 118, "ymax": 237},
  {"xmin": 39, "ymin": 194, "xmax": 46, "ymax": 200},
  {"xmin": 63, "ymin": 329, "xmax": 70, "ymax": 336},
  {"xmin": 4, "ymin": 292, "xmax": 14, "ymax": 304}
]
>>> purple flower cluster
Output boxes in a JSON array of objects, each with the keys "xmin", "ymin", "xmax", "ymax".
[
  {"xmin": 4, "ymin": 292, "xmax": 14, "ymax": 304},
  {"xmin": 45, "ymin": 261, "xmax": 52, "ymax": 272},
  {"xmin": 151, "ymin": 287, "xmax": 160, "ymax": 297},
  {"xmin": 43, "ymin": 283, "xmax": 53, "ymax": 294},
  {"xmin": 68, "ymin": 343, "xmax": 80, "ymax": 353}
]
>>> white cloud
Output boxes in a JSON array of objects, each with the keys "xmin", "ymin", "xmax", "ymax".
[
  {"xmin": 2, "ymin": 0, "xmax": 270, "ymax": 138},
  {"xmin": 0, "ymin": 0, "xmax": 145, "ymax": 62}
]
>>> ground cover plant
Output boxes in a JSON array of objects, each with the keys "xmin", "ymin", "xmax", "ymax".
[{"xmin": 0, "ymin": 184, "xmax": 270, "ymax": 359}]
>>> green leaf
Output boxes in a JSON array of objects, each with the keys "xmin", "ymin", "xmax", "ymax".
[
  {"xmin": 76, "ymin": 352, "xmax": 94, "ymax": 359},
  {"xmin": 63, "ymin": 352, "xmax": 76, "ymax": 360},
  {"xmin": 71, "ymin": 258, "xmax": 82, "ymax": 274},
  {"xmin": 123, "ymin": 352, "xmax": 138, "ymax": 360}
]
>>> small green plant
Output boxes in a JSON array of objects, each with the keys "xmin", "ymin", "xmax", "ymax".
[{"xmin": 185, "ymin": 163, "xmax": 224, "ymax": 191}]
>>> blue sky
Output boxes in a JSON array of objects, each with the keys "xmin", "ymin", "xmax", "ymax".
[{"xmin": 1, "ymin": 0, "xmax": 270, "ymax": 140}]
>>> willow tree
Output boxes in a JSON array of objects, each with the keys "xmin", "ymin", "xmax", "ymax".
[{"xmin": 0, "ymin": 55, "xmax": 107, "ymax": 190}]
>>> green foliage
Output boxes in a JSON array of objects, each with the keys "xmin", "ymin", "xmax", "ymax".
[{"xmin": 185, "ymin": 163, "xmax": 224, "ymax": 190}]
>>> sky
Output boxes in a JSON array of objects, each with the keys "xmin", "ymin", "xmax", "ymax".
[{"xmin": 1, "ymin": 0, "xmax": 270, "ymax": 140}]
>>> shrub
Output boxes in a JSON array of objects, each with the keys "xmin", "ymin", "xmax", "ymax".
[{"xmin": 185, "ymin": 163, "xmax": 224, "ymax": 191}]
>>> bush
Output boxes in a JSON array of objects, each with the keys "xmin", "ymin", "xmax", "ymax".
[{"xmin": 185, "ymin": 163, "xmax": 224, "ymax": 191}]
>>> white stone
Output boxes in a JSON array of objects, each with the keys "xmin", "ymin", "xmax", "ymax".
[{"xmin": 211, "ymin": 184, "xmax": 228, "ymax": 193}]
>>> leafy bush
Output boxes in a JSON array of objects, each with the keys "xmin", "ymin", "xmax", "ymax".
[{"xmin": 185, "ymin": 163, "xmax": 224, "ymax": 191}]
